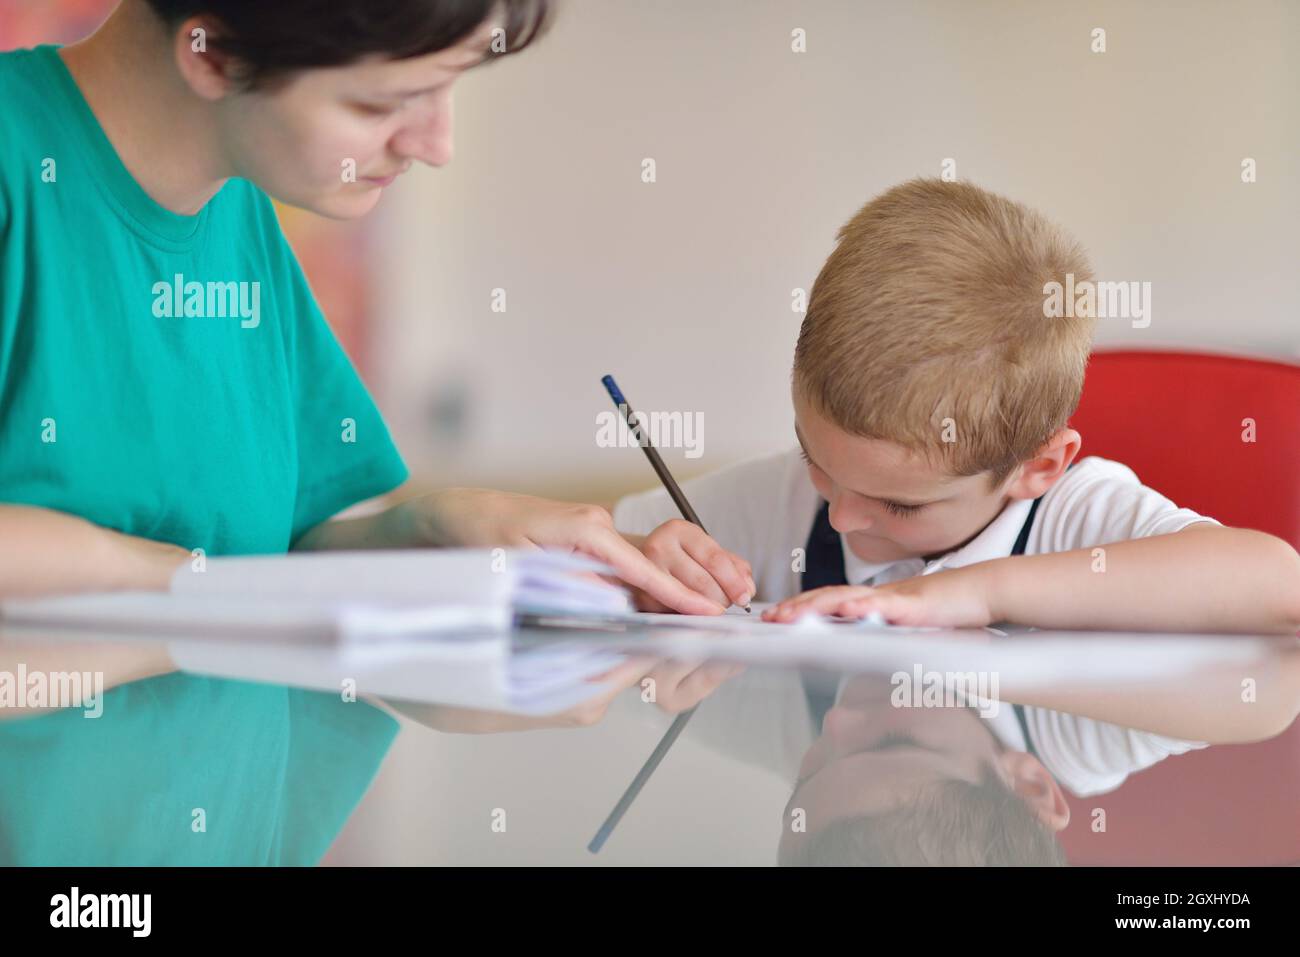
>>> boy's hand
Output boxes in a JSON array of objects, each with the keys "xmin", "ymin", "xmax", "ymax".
[
  {"xmin": 761, "ymin": 565, "xmax": 995, "ymax": 628},
  {"xmin": 628, "ymin": 519, "xmax": 756, "ymax": 613}
]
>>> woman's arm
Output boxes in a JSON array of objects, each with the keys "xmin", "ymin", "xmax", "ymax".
[
  {"xmin": 0, "ymin": 504, "xmax": 189, "ymax": 597},
  {"xmin": 0, "ymin": 504, "xmax": 188, "ymax": 719},
  {"xmin": 293, "ymin": 488, "xmax": 729, "ymax": 615},
  {"xmin": 0, "ymin": 632, "xmax": 176, "ymax": 721}
]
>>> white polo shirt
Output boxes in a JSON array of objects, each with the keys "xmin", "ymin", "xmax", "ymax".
[{"xmin": 613, "ymin": 449, "xmax": 1216, "ymax": 796}]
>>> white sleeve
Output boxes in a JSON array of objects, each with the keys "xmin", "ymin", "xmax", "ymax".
[
  {"xmin": 1032, "ymin": 456, "xmax": 1220, "ymax": 554},
  {"xmin": 1025, "ymin": 456, "xmax": 1216, "ymax": 784},
  {"xmin": 612, "ymin": 449, "xmax": 816, "ymax": 604},
  {"xmin": 612, "ymin": 450, "xmax": 791, "ymax": 543},
  {"xmin": 1023, "ymin": 706, "xmax": 1208, "ymax": 797}
]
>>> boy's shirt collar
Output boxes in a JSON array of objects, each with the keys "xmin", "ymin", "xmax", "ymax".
[{"xmin": 839, "ymin": 496, "xmax": 1035, "ymax": 586}]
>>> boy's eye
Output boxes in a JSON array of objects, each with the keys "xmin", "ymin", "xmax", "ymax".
[
  {"xmin": 354, "ymin": 100, "xmax": 404, "ymax": 117},
  {"xmin": 799, "ymin": 447, "xmax": 923, "ymax": 516},
  {"xmin": 798, "ymin": 446, "xmax": 825, "ymax": 473}
]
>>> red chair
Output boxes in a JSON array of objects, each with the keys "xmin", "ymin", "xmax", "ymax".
[{"xmin": 1055, "ymin": 349, "xmax": 1300, "ymax": 865}]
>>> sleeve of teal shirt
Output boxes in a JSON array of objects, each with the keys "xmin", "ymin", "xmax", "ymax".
[
  {"xmin": 260, "ymin": 209, "xmax": 410, "ymax": 547},
  {"xmin": 258, "ymin": 193, "xmax": 408, "ymax": 863}
]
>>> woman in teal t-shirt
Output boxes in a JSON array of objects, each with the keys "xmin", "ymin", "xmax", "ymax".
[{"xmin": 0, "ymin": 0, "xmax": 744, "ymax": 866}]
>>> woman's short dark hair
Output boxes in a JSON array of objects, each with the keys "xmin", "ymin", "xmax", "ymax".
[{"xmin": 143, "ymin": 0, "xmax": 552, "ymax": 89}]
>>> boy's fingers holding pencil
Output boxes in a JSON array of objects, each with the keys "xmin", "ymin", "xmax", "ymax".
[
  {"xmin": 638, "ymin": 519, "xmax": 755, "ymax": 611},
  {"xmin": 681, "ymin": 536, "xmax": 755, "ymax": 608},
  {"xmin": 585, "ymin": 525, "xmax": 726, "ymax": 615}
]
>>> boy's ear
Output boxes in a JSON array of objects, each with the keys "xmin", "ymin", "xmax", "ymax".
[
  {"xmin": 998, "ymin": 751, "xmax": 1071, "ymax": 832},
  {"xmin": 1004, "ymin": 428, "xmax": 1081, "ymax": 500},
  {"xmin": 173, "ymin": 15, "xmax": 239, "ymax": 101}
]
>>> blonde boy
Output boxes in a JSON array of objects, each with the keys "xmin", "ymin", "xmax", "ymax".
[
  {"xmin": 618, "ymin": 178, "xmax": 1300, "ymax": 636},
  {"xmin": 613, "ymin": 179, "xmax": 1300, "ymax": 862}
]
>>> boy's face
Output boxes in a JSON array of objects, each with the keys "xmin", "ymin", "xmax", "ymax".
[
  {"xmin": 793, "ymin": 389, "xmax": 1063, "ymax": 563},
  {"xmin": 778, "ymin": 676, "xmax": 1070, "ymax": 861}
]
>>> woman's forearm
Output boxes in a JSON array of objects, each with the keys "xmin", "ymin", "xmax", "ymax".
[
  {"xmin": 0, "ymin": 504, "xmax": 188, "ymax": 719},
  {"xmin": 0, "ymin": 634, "xmax": 176, "ymax": 721},
  {"xmin": 291, "ymin": 495, "xmax": 429, "ymax": 551},
  {"xmin": 0, "ymin": 504, "xmax": 189, "ymax": 598}
]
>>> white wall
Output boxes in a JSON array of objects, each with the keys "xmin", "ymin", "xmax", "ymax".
[
  {"xmin": 339, "ymin": 0, "xmax": 1299, "ymax": 865},
  {"xmin": 368, "ymin": 0, "xmax": 1299, "ymax": 497}
]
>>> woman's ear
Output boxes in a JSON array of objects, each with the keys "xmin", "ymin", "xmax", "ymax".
[
  {"xmin": 1004, "ymin": 427, "xmax": 1082, "ymax": 501},
  {"xmin": 172, "ymin": 15, "xmax": 238, "ymax": 101}
]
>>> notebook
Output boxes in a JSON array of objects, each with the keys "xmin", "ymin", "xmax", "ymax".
[{"xmin": 0, "ymin": 548, "xmax": 631, "ymax": 645}]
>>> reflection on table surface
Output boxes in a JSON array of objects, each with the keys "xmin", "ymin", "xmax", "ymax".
[
  {"xmin": 3, "ymin": 622, "xmax": 1297, "ymax": 865},
  {"xmin": 339, "ymin": 627, "xmax": 1300, "ymax": 866}
]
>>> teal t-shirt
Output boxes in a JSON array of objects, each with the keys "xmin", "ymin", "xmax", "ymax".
[{"xmin": 0, "ymin": 46, "xmax": 410, "ymax": 864}]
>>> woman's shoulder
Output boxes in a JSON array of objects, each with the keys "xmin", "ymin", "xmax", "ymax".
[
  {"xmin": 0, "ymin": 47, "xmax": 48, "ymax": 104},
  {"xmin": 210, "ymin": 177, "xmax": 283, "ymax": 235},
  {"xmin": 0, "ymin": 48, "xmax": 59, "ymax": 174}
]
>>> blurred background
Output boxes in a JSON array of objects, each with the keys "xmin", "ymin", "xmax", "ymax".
[{"xmin": 5, "ymin": 0, "xmax": 1296, "ymax": 864}]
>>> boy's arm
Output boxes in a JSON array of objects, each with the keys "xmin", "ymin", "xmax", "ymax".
[
  {"xmin": 997, "ymin": 638, "xmax": 1300, "ymax": 745},
  {"xmin": 985, "ymin": 524, "xmax": 1300, "ymax": 636},
  {"xmin": 767, "ymin": 524, "xmax": 1300, "ymax": 636}
]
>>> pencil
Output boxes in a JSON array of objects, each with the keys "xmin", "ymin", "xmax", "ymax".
[
  {"xmin": 599, "ymin": 375, "xmax": 749, "ymax": 614},
  {"xmin": 588, "ymin": 374, "xmax": 745, "ymax": 854}
]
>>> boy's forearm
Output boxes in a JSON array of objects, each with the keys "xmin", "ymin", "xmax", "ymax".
[
  {"xmin": 984, "ymin": 525, "xmax": 1300, "ymax": 635},
  {"xmin": 997, "ymin": 641, "xmax": 1300, "ymax": 745}
]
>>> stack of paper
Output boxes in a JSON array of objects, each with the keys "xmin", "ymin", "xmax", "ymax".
[
  {"xmin": 0, "ymin": 549, "xmax": 637, "ymax": 714},
  {"xmin": 147, "ymin": 631, "xmax": 632, "ymax": 714},
  {"xmin": 0, "ymin": 548, "xmax": 631, "ymax": 644}
]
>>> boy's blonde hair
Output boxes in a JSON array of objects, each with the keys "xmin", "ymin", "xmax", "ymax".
[
  {"xmin": 779, "ymin": 768, "xmax": 1068, "ymax": 867},
  {"xmin": 793, "ymin": 178, "xmax": 1096, "ymax": 485}
]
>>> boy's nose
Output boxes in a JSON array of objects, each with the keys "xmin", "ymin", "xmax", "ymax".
[
  {"xmin": 823, "ymin": 705, "xmax": 863, "ymax": 741},
  {"xmin": 828, "ymin": 494, "xmax": 872, "ymax": 534}
]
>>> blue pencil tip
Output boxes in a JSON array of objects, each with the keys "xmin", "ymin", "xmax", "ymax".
[{"xmin": 601, "ymin": 375, "xmax": 625, "ymax": 407}]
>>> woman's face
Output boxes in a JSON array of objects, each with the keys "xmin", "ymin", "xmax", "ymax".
[{"xmin": 210, "ymin": 19, "xmax": 497, "ymax": 219}]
